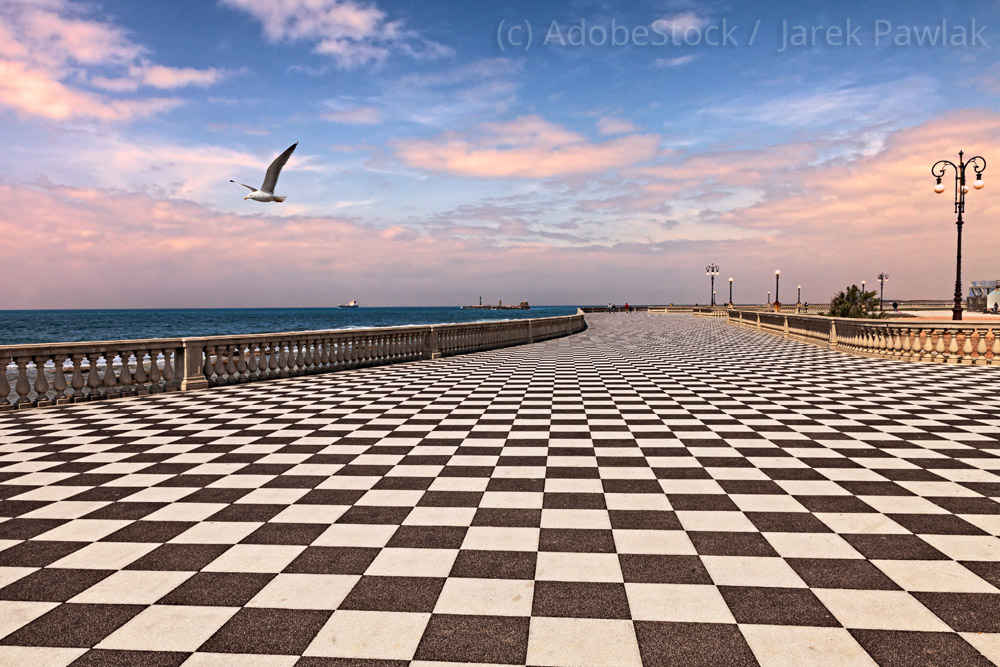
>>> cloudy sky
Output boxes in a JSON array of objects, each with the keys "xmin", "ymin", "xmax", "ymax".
[{"xmin": 1, "ymin": 0, "xmax": 999, "ymax": 308}]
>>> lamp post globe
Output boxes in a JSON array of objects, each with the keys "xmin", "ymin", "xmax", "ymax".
[{"xmin": 877, "ymin": 273, "xmax": 889, "ymax": 310}]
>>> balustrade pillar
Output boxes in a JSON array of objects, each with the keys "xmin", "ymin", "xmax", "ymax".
[
  {"xmin": 52, "ymin": 355, "xmax": 69, "ymax": 403},
  {"xmin": 179, "ymin": 340, "xmax": 210, "ymax": 391},
  {"xmin": 0, "ymin": 358, "xmax": 11, "ymax": 410}
]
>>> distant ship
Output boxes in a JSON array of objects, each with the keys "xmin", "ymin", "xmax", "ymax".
[{"xmin": 338, "ymin": 300, "xmax": 359, "ymax": 308}]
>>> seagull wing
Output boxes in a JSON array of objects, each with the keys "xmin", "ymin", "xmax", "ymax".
[
  {"xmin": 230, "ymin": 180, "xmax": 256, "ymax": 192},
  {"xmin": 260, "ymin": 142, "xmax": 297, "ymax": 194}
]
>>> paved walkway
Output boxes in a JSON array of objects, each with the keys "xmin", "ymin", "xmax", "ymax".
[{"xmin": 0, "ymin": 313, "xmax": 998, "ymax": 666}]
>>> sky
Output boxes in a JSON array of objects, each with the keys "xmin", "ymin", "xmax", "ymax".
[{"xmin": 1, "ymin": 0, "xmax": 999, "ymax": 308}]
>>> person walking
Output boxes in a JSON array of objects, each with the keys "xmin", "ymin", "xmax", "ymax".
[
  {"xmin": 607, "ymin": 302, "xmax": 612, "ymax": 313},
  {"xmin": 892, "ymin": 301, "xmax": 899, "ymax": 314},
  {"xmin": 624, "ymin": 302, "xmax": 630, "ymax": 314}
]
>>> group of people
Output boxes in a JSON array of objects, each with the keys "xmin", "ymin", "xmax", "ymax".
[{"xmin": 606, "ymin": 302, "xmax": 632, "ymax": 313}]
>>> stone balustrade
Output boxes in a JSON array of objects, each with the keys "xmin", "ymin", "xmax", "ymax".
[
  {"xmin": 727, "ymin": 310, "xmax": 1000, "ymax": 365},
  {"xmin": 1, "ymin": 310, "xmax": 586, "ymax": 410}
]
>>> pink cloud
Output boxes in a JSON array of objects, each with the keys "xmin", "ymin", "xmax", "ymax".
[
  {"xmin": 91, "ymin": 64, "xmax": 228, "ymax": 92},
  {"xmin": 393, "ymin": 115, "xmax": 662, "ymax": 179}
]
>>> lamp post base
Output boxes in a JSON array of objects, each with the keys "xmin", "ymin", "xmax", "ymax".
[{"xmin": 952, "ymin": 307, "xmax": 963, "ymax": 321}]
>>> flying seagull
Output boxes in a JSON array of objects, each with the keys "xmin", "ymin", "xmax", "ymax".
[{"xmin": 231, "ymin": 142, "xmax": 297, "ymax": 202}]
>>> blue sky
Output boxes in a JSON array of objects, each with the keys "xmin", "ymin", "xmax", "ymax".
[{"xmin": 1, "ymin": 0, "xmax": 998, "ymax": 307}]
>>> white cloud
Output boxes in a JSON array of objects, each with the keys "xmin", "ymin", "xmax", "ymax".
[
  {"xmin": 597, "ymin": 117, "xmax": 640, "ymax": 135},
  {"xmin": 651, "ymin": 12, "xmax": 710, "ymax": 38},
  {"xmin": 655, "ymin": 55, "xmax": 698, "ymax": 68},
  {"xmin": 219, "ymin": 0, "xmax": 451, "ymax": 69},
  {"xmin": 322, "ymin": 105, "xmax": 383, "ymax": 124},
  {"xmin": 0, "ymin": 0, "xmax": 224, "ymax": 121}
]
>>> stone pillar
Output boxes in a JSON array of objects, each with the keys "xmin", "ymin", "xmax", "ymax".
[
  {"xmin": 179, "ymin": 339, "xmax": 210, "ymax": 391},
  {"xmin": 425, "ymin": 328, "xmax": 442, "ymax": 360}
]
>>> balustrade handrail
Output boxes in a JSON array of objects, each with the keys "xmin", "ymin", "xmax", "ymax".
[
  {"xmin": 2, "ymin": 310, "xmax": 586, "ymax": 410},
  {"xmin": 724, "ymin": 309, "xmax": 1000, "ymax": 366}
]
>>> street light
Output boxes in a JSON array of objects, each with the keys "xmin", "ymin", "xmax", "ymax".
[
  {"xmin": 728, "ymin": 277, "xmax": 734, "ymax": 306},
  {"xmin": 932, "ymin": 150, "xmax": 987, "ymax": 320},
  {"xmin": 767, "ymin": 290, "xmax": 771, "ymax": 305},
  {"xmin": 877, "ymin": 273, "xmax": 889, "ymax": 310},
  {"xmin": 774, "ymin": 269, "xmax": 781, "ymax": 306},
  {"xmin": 706, "ymin": 264, "xmax": 720, "ymax": 306},
  {"xmin": 797, "ymin": 285, "xmax": 802, "ymax": 305}
]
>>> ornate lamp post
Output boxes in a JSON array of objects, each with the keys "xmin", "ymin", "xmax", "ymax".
[
  {"xmin": 728, "ymin": 277, "xmax": 734, "ymax": 306},
  {"xmin": 932, "ymin": 150, "xmax": 986, "ymax": 320},
  {"xmin": 877, "ymin": 273, "xmax": 889, "ymax": 310},
  {"xmin": 767, "ymin": 290, "xmax": 771, "ymax": 305},
  {"xmin": 797, "ymin": 285, "xmax": 802, "ymax": 305},
  {"xmin": 706, "ymin": 264, "xmax": 720, "ymax": 306},
  {"xmin": 774, "ymin": 269, "xmax": 781, "ymax": 306}
]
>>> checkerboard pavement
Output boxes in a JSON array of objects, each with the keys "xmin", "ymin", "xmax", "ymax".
[{"xmin": 0, "ymin": 312, "xmax": 999, "ymax": 666}]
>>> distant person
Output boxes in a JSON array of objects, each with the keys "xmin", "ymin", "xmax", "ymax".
[
  {"xmin": 612, "ymin": 303, "xmax": 617, "ymax": 313},
  {"xmin": 892, "ymin": 301, "xmax": 899, "ymax": 314},
  {"xmin": 993, "ymin": 302, "xmax": 998, "ymax": 315},
  {"xmin": 607, "ymin": 302, "xmax": 612, "ymax": 313},
  {"xmin": 624, "ymin": 302, "xmax": 630, "ymax": 313}
]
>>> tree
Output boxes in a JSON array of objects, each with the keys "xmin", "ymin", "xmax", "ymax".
[{"xmin": 827, "ymin": 284, "xmax": 886, "ymax": 318}]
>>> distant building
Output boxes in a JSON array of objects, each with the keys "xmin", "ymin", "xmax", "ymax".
[{"xmin": 968, "ymin": 279, "xmax": 1000, "ymax": 312}]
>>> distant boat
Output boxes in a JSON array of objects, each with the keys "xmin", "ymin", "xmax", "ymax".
[{"xmin": 338, "ymin": 300, "xmax": 359, "ymax": 308}]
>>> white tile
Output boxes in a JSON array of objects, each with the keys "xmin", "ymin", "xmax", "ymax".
[
  {"xmin": 98, "ymin": 604, "xmax": 237, "ymax": 651},
  {"xmin": 813, "ymin": 589, "xmax": 950, "ymax": 631},
  {"xmin": 69, "ymin": 570, "xmax": 193, "ymax": 604},
  {"xmin": 303, "ymin": 610, "xmax": 430, "ymax": 659},
  {"xmin": 526, "ymin": 617, "xmax": 642, "ymax": 667},
  {"xmin": 433, "ymin": 578, "xmax": 533, "ymax": 616},
  {"xmin": 741, "ymin": 625, "xmax": 876, "ymax": 667},
  {"xmin": 626, "ymin": 583, "xmax": 735, "ymax": 623},
  {"xmin": 246, "ymin": 574, "xmax": 360, "ymax": 609}
]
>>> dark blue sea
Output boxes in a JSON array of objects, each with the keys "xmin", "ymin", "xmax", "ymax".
[{"xmin": 0, "ymin": 307, "xmax": 579, "ymax": 345}]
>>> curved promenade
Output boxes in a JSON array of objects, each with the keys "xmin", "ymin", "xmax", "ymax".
[{"xmin": 0, "ymin": 313, "xmax": 998, "ymax": 665}]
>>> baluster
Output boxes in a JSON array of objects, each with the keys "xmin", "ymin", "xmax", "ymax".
[
  {"xmin": 931, "ymin": 330, "xmax": 945, "ymax": 362},
  {"xmin": 0, "ymin": 358, "xmax": 11, "ymax": 410},
  {"xmin": 203, "ymin": 346, "xmax": 215, "ymax": 384},
  {"xmin": 119, "ymin": 351, "xmax": 134, "ymax": 395},
  {"xmin": 13, "ymin": 357, "xmax": 31, "ymax": 407},
  {"xmin": 900, "ymin": 328, "xmax": 911, "ymax": 359},
  {"xmin": 920, "ymin": 329, "xmax": 934, "ymax": 362},
  {"xmin": 962, "ymin": 331, "xmax": 974, "ymax": 364},
  {"xmin": 86, "ymin": 353, "xmax": 102, "ymax": 398},
  {"xmin": 275, "ymin": 342, "xmax": 287, "ymax": 377},
  {"xmin": 214, "ymin": 345, "xmax": 227, "ymax": 382},
  {"xmin": 991, "ymin": 328, "xmax": 1000, "ymax": 365},
  {"xmin": 103, "ymin": 352, "xmax": 118, "ymax": 397},
  {"xmin": 247, "ymin": 343, "xmax": 259, "ymax": 380},
  {"xmin": 32, "ymin": 355, "xmax": 50, "ymax": 406},
  {"xmin": 162, "ymin": 348, "xmax": 177, "ymax": 391},
  {"xmin": 134, "ymin": 350, "xmax": 149, "ymax": 393},
  {"xmin": 320, "ymin": 339, "xmax": 330, "ymax": 369},
  {"xmin": 266, "ymin": 342, "xmax": 277, "ymax": 377},
  {"xmin": 147, "ymin": 349, "xmax": 161, "ymax": 392},
  {"xmin": 233, "ymin": 344, "xmax": 247, "ymax": 382},
  {"xmin": 222, "ymin": 345, "xmax": 235, "ymax": 383},
  {"xmin": 976, "ymin": 329, "xmax": 988, "ymax": 365},
  {"xmin": 52, "ymin": 354, "xmax": 68, "ymax": 403}
]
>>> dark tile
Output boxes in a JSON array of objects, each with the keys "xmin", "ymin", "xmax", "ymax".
[
  {"xmin": 0, "ymin": 603, "xmax": 143, "ymax": 647},
  {"xmin": 0, "ymin": 568, "xmax": 114, "ymax": 602},
  {"xmin": 634, "ymin": 621, "xmax": 758, "ymax": 667},
  {"xmin": 849, "ymin": 629, "xmax": 994, "ymax": 667},
  {"xmin": 207, "ymin": 504, "xmax": 286, "ymax": 522},
  {"xmin": 539, "ymin": 528, "xmax": 615, "ymax": 553},
  {"xmin": 179, "ymin": 487, "xmax": 251, "ymax": 504},
  {"xmin": 745, "ymin": 512, "xmax": 832, "ymax": 533},
  {"xmin": 786, "ymin": 558, "xmax": 901, "ymax": 590},
  {"xmin": 717, "ymin": 480, "xmax": 785, "ymax": 495},
  {"xmin": 689, "ymin": 531, "xmax": 778, "ymax": 557},
  {"xmin": 67, "ymin": 487, "xmax": 145, "ymax": 502},
  {"xmin": 200, "ymin": 608, "xmax": 330, "ymax": 654},
  {"xmin": 371, "ymin": 477, "xmax": 434, "ymax": 491},
  {"xmin": 961, "ymin": 561, "xmax": 1000, "ymax": 589},
  {"xmin": 886, "ymin": 514, "xmax": 987, "ymax": 536},
  {"xmin": 263, "ymin": 476, "xmax": 326, "ymax": 489},
  {"xmin": 619, "ymin": 554, "xmax": 713, "ymax": 584},
  {"xmin": 414, "ymin": 614, "xmax": 529, "ymax": 664},
  {"xmin": 336, "ymin": 506, "xmax": 412, "ymax": 525},
  {"xmin": 666, "ymin": 494, "xmax": 738, "ymax": 511},
  {"xmin": 241, "ymin": 523, "xmax": 327, "ymax": 546},
  {"xmin": 0, "ymin": 540, "xmax": 85, "ymax": 567},
  {"xmin": 531, "ymin": 581, "xmax": 630, "ymax": 619},
  {"xmin": 82, "ymin": 502, "xmax": 166, "ymax": 520},
  {"xmin": 158, "ymin": 572, "xmax": 274, "ymax": 606},
  {"xmin": 0, "ymin": 518, "xmax": 66, "ymax": 540},
  {"xmin": 913, "ymin": 592, "xmax": 1000, "ymax": 633},
  {"xmin": 837, "ymin": 481, "xmax": 913, "ymax": 496},
  {"xmin": 930, "ymin": 496, "xmax": 1000, "ymax": 514},
  {"xmin": 450, "ymin": 550, "xmax": 537, "ymax": 580},
  {"xmin": 719, "ymin": 586, "xmax": 839, "ymax": 626},
  {"xmin": 296, "ymin": 489, "xmax": 366, "ymax": 505},
  {"xmin": 69, "ymin": 649, "xmax": 188, "ymax": 666},
  {"xmin": 842, "ymin": 534, "xmax": 948, "ymax": 560},
  {"xmin": 285, "ymin": 546, "xmax": 381, "ymax": 574},
  {"xmin": 126, "ymin": 543, "xmax": 230, "ymax": 571},
  {"xmin": 601, "ymin": 479, "xmax": 663, "ymax": 494},
  {"xmin": 386, "ymin": 525, "xmax": 467, "ymax": 549},
  {"xmin": 542, "ymin": 492, "xmax": 607, "ymax": 510},
  {"xmin": 472, "ymin": 508, "xmax": 541, "ymax": 527},
  {"xmin": 793, "ymin": 495, "xmax": 877, "ymax": 513},
  {"xmin": 295, "ymin": 659, "xmax": 406, "ymax": 667},
  {"xmin": 339, "ymin": 575, "xmax": 445, "ymax": 612},
  {"xmin": 101, "ymin": 521, "xmax": 195, "ymax": 543},
  {"xmin": 486, "ymin": 477, "xmax": 545, "ymax": 492},
  {"xmin": 417, "ymin": 491, "xmax": 483, "ymax": 507},
  {"xmin": 545, "ymin": 466, "xmax": 601, "ymax": 479},
  {"xmin": 608, "ymin": 510, "xmax": 681, "ymax": 530},
  {"xmin": 652, "ymin": 468, "xmax": 712, "ymax": 480}
]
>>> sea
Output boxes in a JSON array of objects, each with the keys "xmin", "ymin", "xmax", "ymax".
[{"xmin": 0, "ymin": 307, "xmax": 580, "ymax": 346}]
